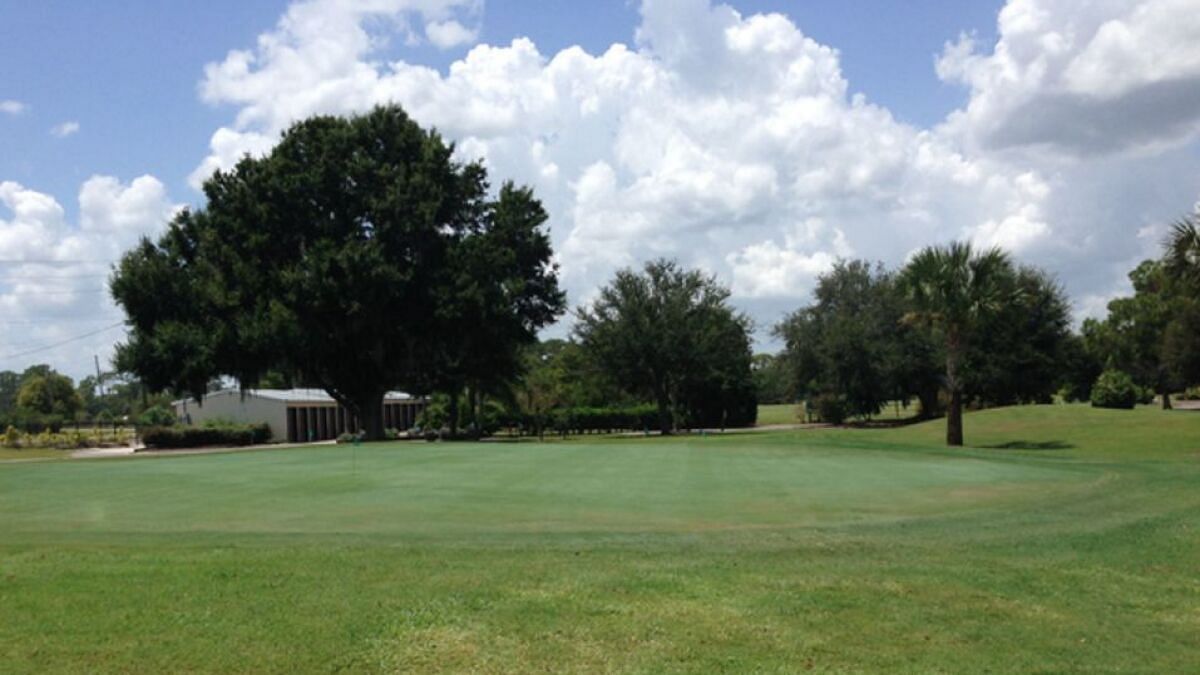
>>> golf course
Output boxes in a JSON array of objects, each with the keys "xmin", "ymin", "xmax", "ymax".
[{"xmin": 2, "ymin": 404, "xmax": 1198, "ymax": 672}]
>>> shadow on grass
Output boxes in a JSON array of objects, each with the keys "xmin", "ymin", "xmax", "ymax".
[
  {"xmin": 844, "ymin": 416, "xmax": 928, "ymax": 429},
  {"xmin": 984, "ymin": 440, "xmax": 1075, "ymax": 451}
]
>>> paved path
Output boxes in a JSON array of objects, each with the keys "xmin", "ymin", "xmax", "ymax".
[{"xmin": 69, "ymin": 440, "xmax": 337, "ymax": 460}]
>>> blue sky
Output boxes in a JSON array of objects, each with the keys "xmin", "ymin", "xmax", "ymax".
[
  {"xmin": 2, "ymin": 0, "xmax": 1198, "ymax": 379},
  {"xmin": 1, "ymin": 0, "xmax": 1001, "ymax": 221}
]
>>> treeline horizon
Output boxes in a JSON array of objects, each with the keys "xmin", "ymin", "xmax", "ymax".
[{"xmin": 88, "ymin": 105, "xmax": 1199, "ymax": 446}]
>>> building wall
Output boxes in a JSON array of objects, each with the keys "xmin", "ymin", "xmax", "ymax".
[
  {"xmin": 173, "ymin": 391, "xmax": 289, "ymax": 442},
  {"xmin": 173, "ymin": 391, "xmax": 427, "ymax": 443},
  {"xmin": 284, "ymin": 401, "xmax": 426, "ymax": 442}
]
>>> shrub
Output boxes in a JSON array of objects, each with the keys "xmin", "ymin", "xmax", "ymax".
[
  {"xmin": 336, "ymin": 431, "xmax": 366, "ymax": 444},
  {"xmin": 1180, "ymin": 386, "xmax": 1200, "ymax": 401},
  {"xmin": 137, "ymin": 405, "xmax": 176, "ymax": 428},
  {"xmin": 3, "ymin": 425, "xmax": 20, "ymax": 449},
  {"xmin": 141, "ymin": 423, "xmax": 271, "ymax": 449},
  {"xmin": 813, "ymin": 394, "xmax": 848, "ymax": 425},
  {"xmin": 1090, "ymin": 370, "xmax": 1137, "ymax": 410}
]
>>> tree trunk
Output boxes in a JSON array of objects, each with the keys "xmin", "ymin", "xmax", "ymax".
[
  {"xmin": 447, "ymin": 391, "xmax": 460, "ymax": 436},
  {"xmin": 945, "ymin": 336, "xmax": 964, "ymax": 447},
  {"xmin": 946, "ymin": 388, "xmax": 964, "ymax": 447},
  {"xmin": 917, "ymin": 386, "xmax": 940, "ymax": 420},
  {"xmin": 656, "ymin": 396, "xmax": 673, "ymax": 435},
  {"xmin": 468, "ymin": 387, "xmax": 483, "ymax": 439},
  {"xmin": 1162, "ymin": 389, "xmax": 1173, "ymax": 410},
  {"xmin": 358, "ymin": 393, "xmax": 385, "ymax": 441}
]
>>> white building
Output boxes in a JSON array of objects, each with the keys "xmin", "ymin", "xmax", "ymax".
[{"xmin": 173, "ymin": 388, "xmax": 426, "ymax": 443}]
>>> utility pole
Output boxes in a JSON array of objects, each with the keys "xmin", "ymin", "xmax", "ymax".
[{"xmin": 94, "ymin": 355, "xmax": 104, "ymax": 396}]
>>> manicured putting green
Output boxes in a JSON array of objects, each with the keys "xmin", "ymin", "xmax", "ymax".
[{"xmin": 2, "ymin": 435, "xmax": 1072, "ymax": 539}]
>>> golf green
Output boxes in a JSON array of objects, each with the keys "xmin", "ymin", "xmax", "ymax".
[{"xmin": 1, "ymin": 405, "xmax": 1198, "ymax": 672}]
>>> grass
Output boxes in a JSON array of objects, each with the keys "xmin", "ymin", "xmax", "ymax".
[
  {"xmin": 755, "ymin": 403, "xmax": 803, "ymax": 425},
  {"xmin": 0, "ymin": 447, "xmax": 69, "ymax": 461},
  {"xmin": 756, "ymin": 401, "xmax": 917, "ymax": 426},
  {"xmin": 2, "ymin": 405, "xmax": 1199, "ymax": 672}
]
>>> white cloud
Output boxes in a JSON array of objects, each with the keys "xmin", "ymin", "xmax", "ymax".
[
  {"xmin": 195, "ymin": 0, "xmax": 1056, "ymax": 315},
  {"xmin": 0, "ymin": 0, "xmax": 1170, "ymax": 374},
  {"xmin": 425, "ymin": 19, "xmax": 478, "ymax": 49},
  {"xmin": 0, "ymin": 100, "xmax": 28, "ymax": 115},
  {"xmin": 938, "ymin": 0, "xmax": 1200, "ymax": 156},
  {"xmin": 9, "ymin": 0, "xmax": 1200, "ymax": 375},
  {"xmin": 0, "ymin": 177, "xmax": 181, "ymax": 377},
  {"xmin": 50, "ymin": 121, "xmax": 80, "ymax": 138}
]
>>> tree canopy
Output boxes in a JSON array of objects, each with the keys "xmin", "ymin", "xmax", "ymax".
[
  {"xmin": 899, "ymin": 242, "xmax": 1015, "ymax": 446},
  {"xmin": 775, "ymin": 260, "xmax": 938, "ymax": 420},
  {"xmin": 112, "ymin": 105, "xmax": 564, "ymax": 439},
  {"xmin": 15, "ymin": 369, "xmax": 81, "ymax": 418},
  {"xmin": 574, "ymin": 259, "xmax": 756, "ymax": 434}
]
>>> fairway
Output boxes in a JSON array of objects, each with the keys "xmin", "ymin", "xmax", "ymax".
[{"xmin": 2, "ymin": 405, "xmax": 1199, "ymax": 672}]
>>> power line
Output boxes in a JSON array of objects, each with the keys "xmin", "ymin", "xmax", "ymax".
[
  {"xmin": 0, "ymin": 273, "xmax": 109, "ymax": 281},
  {"xmin": 0, "ymin": 259, "xmax": 114, "ymax": 265},
  {"xmin": 0, "ymin": 288, "xmax": 109, "ymax": 297},
  {"xmin": 0, "ymin": 317, "xmax": 125, "ymax": 325},
  {"xmin": 0, "ymin": 322, "xmax": 125, "ymax": 361}
]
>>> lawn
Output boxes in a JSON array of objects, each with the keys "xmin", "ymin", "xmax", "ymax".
[
  {"xmin": 756, "ymin": 402, "xmax": 803, "ymax": 425},
  {"xmin": 2, "ymin": 405, "xmax": 1198, "ymax": 672}
]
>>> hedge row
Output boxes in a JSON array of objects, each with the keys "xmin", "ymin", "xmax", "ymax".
[
  {"xmin": 141, "ymin": 424, "xmax": 271, "ymax": 449},
  {"xmin": 505, "ymin": 405, "xmax": 662, "ymax": 435}
]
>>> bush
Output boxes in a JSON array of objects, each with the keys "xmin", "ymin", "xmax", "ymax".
[
  {"xmin": 336, "ymin": 431, "xmax": 366, "ymax": 444},
  {"xmin": 813, "ymin": 394, "xmax": 848, "ymax": 425},
  {"xmin": 141, "ymin": 423, "xmax": 271, "ymax": 449},
  {"xmin": 3, "ymin": 425, "xmax": 20, "ymax": 449},
  {"xmin": 1180, "ymin": 386, "xmax": 1200, "ymax": 401},
  {"xmin": 1090, "ymin": 370, "xmax": 1137, "ymax": 410},
  {"xmin": 137, "ymin": 405, "xmax": 176, "ymax": 428}
]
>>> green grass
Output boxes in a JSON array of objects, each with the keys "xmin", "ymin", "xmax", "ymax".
[
  {"xmin": 755, "ymin": 403, "xmax": 803, "ymax": 425},
  {"xmin": 0, "ymin": 447, "xmax": 69, "ymax": 461},
  {"xmin": 2, "ymin": 405, "xmax": 1199, "ymax": 672}
]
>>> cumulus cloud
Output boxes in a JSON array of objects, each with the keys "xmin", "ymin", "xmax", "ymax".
[
  {"xmin": 0, "ymin": 177, "xmax": 181, "ymax": 376},
  {"xmin": 938, "ymin": 0, "xmax": 1200, "ymax": 157},
  {"xmin": 0, "ymin": 0, "xmax": 1159, "ymax": 373},
  {"xmin": 0, "ymin": 100, "xmax": 28, "ymax": 115},
  {"xmin": 50, "ymin": 121, "xmax": 80, "ymax": 138},
  {"xmin": 425, "ymin": 19, "xmax": 478, "ymax": 49},
  {"xmin": 195, "ymin": 0, "xmax": 1063, "ymax": 321},
  {"xmin": 1, "ymin": 0, "xmax": 1195, "ymax": 379}
]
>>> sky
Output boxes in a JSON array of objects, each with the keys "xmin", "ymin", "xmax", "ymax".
[{"xmin": 2, "ymin": 0, "xmax": 1199, "ymax": 381}]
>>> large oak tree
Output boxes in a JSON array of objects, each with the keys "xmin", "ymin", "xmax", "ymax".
[{"xmin": 111, "ymin": 106, "xmax": 563, "ymax": 440}]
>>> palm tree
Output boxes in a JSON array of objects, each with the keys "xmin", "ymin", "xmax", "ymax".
[
  {"xmin": 1164, "ymin": 214, "xmax": 1200, "ymax": 291},
  {"xmin": 900, "ymin": 242, "xmax": 1014, "ymax": 446}
]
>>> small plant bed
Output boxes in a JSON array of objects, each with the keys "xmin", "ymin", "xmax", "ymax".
[{"xmin": 3, "ymin": 425, "xmax": 134, "ymax": 451}]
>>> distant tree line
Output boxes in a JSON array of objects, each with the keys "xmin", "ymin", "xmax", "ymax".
[
  {"xmin": 1081, "ymin": 215, "xmax": 1200, "ymax": 409},
  {"xmin": 98, "ymin": 104, "xmax": 1200, "ymax": 447},
  {"xmin": 770, "ymin": 246, "xmax": 1076, "ymax": 445},
  {"xmin": 765, "ymin": 214, "xmax": 1200, "ymax": 445},
  {"xmin": 0, "ymin": 364, "xmax": 169, "ymax": 432}
]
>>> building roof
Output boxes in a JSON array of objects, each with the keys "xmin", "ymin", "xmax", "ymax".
[{"xmin": 175, "ymin": 388, "xmax": 417, "ymax": 406}]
